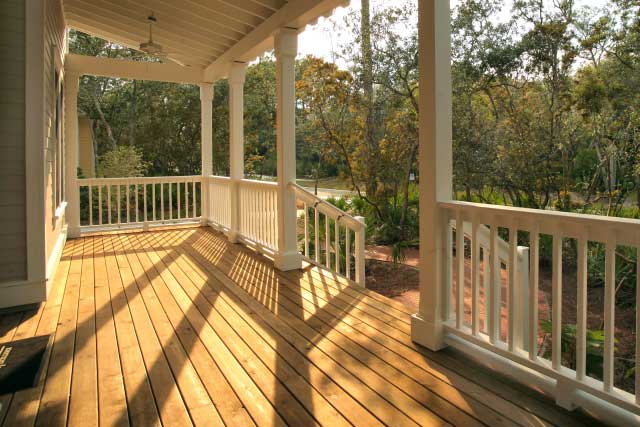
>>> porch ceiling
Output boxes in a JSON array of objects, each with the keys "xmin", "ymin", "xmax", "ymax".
[{"xmin": 62, "ymin": 0, "xmax": 347, "ymax": 78}]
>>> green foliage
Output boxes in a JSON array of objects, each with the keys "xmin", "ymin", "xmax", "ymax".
[
  {"xmin": 540, "ymin": 320, "xmax": 606, "ymax": 379},
  {"xmin": 96, "ymin": 146, "xmax": 148, "ymax": 178}
]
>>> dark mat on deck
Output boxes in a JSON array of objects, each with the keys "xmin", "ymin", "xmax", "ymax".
[{"xmin": 0, "ymin": 335, "xmax": 51, "ymax": 394}]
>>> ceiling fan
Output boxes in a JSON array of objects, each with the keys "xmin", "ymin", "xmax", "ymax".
[{"xmin": 139, "ymin": 13, "xmax": 183, "ymax": 65}]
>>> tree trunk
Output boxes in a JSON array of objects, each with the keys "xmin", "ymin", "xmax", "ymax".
[{"xmin": 128, "ymin": 80, "xmax": 137, "ymax": 147}]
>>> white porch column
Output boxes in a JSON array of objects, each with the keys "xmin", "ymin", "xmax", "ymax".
[
  {"xmin": 274, "ymin": 28, "xmax": 302, "ymax": 271},
  {"xmin": 65, "ymin": 72, "xmax": 80, "ymax": 238},
  {"xmin": 228, "ymin": 62, "xmax": 246, "ymax": 243},
  {"xmin": 411, "ymin": 0, "xmax": 453, "ymax": 351},
  {"xmin": 200, "ymin": 83, "xmax": 214, "ymax": 224}
]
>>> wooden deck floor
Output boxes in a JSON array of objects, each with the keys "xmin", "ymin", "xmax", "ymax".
[{"xmin": 0, "ymin": 228, "xmax": 600, "ymax": 427}]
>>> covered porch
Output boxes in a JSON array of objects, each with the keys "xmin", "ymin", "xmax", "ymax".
[
  {"xmin": 24, "ymin": 0, "xmax": 640, "ymax": 424},
  {"xmin": 0, "ymin": 228, "xmax": 593, "ymax": 427}
]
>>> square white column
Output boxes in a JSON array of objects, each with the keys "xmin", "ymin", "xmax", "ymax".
[
  {"xmin": 228, "ymin": 62, "xmax": 246, "ymax": 243},
  {"xmin": 65, "ymin": 72, "xmax": 80, "ymax": 238},
  {"xmin": 412, "ymin": 0, "xmax": 453, "ymax": 351},
  {"xmin": 200, "ymin": 83, "xmax": 214, "ymax": 224}
]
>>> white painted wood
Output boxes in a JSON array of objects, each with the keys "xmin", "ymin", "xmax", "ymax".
[
  {"xmin": 335, "ymin": 219, "xmax": 340, "ymax": 275},
  {"xmin": 346, "ymin": 224, "xmax": 351, "ymax": 280},
  {"xmin": 200, "ymin": 83, "xmax": 213, "ymax": 223},
  {"xmin": 604, "ymin": 238, "xmax": 616, "ymax": 392},
  {"xmin": 228, "ymin": 62, "xmax": 246, "ymax": 243},
  {"xmin": 65, "ymin": 53, "xmax": 205, "ymax": 83},
  {"xmin": 508, "ymin": 224, "xmax": 518, "ymax": 351},
  {"xmin": 325, "ymin": 214, "xmax": 331, "ymax": 267},
  {"xmin": 412, "ymin": 0, "xmax": 453, "ymax": 351},
  {"xmin": 489, "ymin": 223, "xmax": 500, "ymax": 343},
  {"xmin": 576, "ymin": 233, "xmax": 588, "ymax": 380},
  {"xmin": 456, "ymin": 212, "xmax": 464, "ymax": 330},
  {"xmin": 304, "ymin": 203, "xmax": 309, "ymax": 257},
  {"xmin": 552, "ymin": 231, "xmax": 563, "ymax": 371},
  {"xmin": 274, "ymin": 28, "xmax": 301, "ymax": 271},
  {"xmin": 24, "ymin": 0, "xmax": 46, "ymax": 286},
  {"xmin": 65, "ymin": 72, "xmax": 80, "ymax": 237},
  {"xmin": 529, "ymin": 225, "xmax": 539, "ymax": 361},
  {"xmin": 354, "ymin": 216, "xmax": 365, "ymax": 287},
  {"xmin": 471, "ymin": 218, "xmax": 480, "ymax": 336},
  {"xmin": 314, "ymin": 206, "xmax": 320, "ymax": 263}
]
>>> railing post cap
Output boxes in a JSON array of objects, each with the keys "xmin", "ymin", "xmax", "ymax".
[{"xmin": 355, "ymin": 215, "xmax": 365, "ymax": 224}]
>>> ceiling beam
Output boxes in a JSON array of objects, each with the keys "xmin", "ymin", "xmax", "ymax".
[
  {"xmin": 65, "ymin": 53, "xmax": 205, "ymax": 84},
  {"xmin": 203, "ymin": 0, "xmax": 348, "ymax": 81}
]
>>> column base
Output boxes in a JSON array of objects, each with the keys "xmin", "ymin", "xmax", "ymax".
[
  {"xmin": 67, "ymin": 225, "xmax": 81, "ymax": 239},
  {"xmin": 274, "ymin": 251, "xmax": 302, "ymax": 271},
  {"xmin": 228, "ymin": 230, "xmax": 240, "ymax": 244},
  {"xmin": 411, "ymin": 313, "xmax": 447, "ymax": 351}
]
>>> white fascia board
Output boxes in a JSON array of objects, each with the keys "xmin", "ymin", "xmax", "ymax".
[{"xmin": 65, "ymin": 53, "xmax": 205, "ymax": 84}]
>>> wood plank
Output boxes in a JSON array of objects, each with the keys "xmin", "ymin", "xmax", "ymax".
[
  {"xmin": 34, "ymin": 238, "xmax": 84, "ymax": 427},
  {"xmin": 68, "ymin": 237, "xmax": 98, "ymax": 427},
  {"xmin": 121, "ymin": 233, "xmax": 289, "ymax": 427},
  {"xmin": 116, "ymin": 235, "xmax": 224, "ymax": 427},
  {"xmin": 119, "ymin": 233, "xmax": 255, "ymax": 427},
  {"xmin": 133, "ymin": 232, "xmax": 372, "ymax": 427},
  {"xmin": 0, "ymin": 311, "xmax": 25, "ymax": 424},
  {"xmin": 1, "ymin": 240, "xmax": 74, "ymax": 427},
  {"xmin": 101, "ymin": 235, "xmax": 162, "ymax": 427},
  {"xmin": 187, "ymin": 228, "xmax": 580, "ymax": 427},
  {"xmin": 162, "ymin": 230, "xmax": 448, "ymax": 427},
  {"xmin": 107, "ymin": 235, "xmax": 194, "ymax": 427},
  {"xmin": 92, "ymin": 236, "xmax": 129, "ymax": 427}
]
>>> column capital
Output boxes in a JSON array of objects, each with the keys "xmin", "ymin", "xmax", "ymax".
[
  {"xmin": 274, "ymin": 28, "xmax": 298, "ymax": 58},
  {"xmin": 199, "ymin": 83, "xmax": 214, "ymax": 102},
  {"xmin": 228, "ymin": 62, "xmax": 246, "ymax": 85}
]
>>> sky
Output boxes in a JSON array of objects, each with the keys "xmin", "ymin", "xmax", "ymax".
[{"xmin": 296, "ymin": 0, "xmax": 610, "ymax": 66}]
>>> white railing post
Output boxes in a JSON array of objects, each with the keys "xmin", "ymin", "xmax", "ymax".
[
  {"xmin": 273, "ymin": 29, "xmax": 302, "ymax": 271},
  {"xmin": 228, "ymin": 62, "xmax": 246, "ymax": 243},
  {"xmin": 200, "ymin": 83, "xmax": 214, "ymax": 225},
  {"xmin": 412, "ymin": 0, "xmax": 453, "ymax": 351},
  {"xmin": 354, "ymin": 216, "xmax": 366, "ymax": 287},
  {"xmin": 65, "ymin": 72, "xmax": 80, "ymax": 238}
]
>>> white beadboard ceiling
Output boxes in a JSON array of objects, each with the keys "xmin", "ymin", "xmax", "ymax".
[{"xmin": 63, "ymin": 0, "xmax": 348, "ymax": 73}]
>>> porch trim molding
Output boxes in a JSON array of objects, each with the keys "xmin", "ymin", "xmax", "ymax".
[
  {"xmin": 65, "ymin": 53, "xmax": 205, "ymax": 84},
  {"xmin": 25, "ymin": 0, "xmax": 47, "ymax": 285}
]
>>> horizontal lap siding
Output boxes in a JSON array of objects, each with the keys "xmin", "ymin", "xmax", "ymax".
[{"xmin": 0, "ymin": 0, "xmax": 26, "ymax": 282}]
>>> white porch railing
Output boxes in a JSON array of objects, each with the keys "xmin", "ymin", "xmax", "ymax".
[
  {"xmin": 439, "ymin": 200, "xmax": 640, "ymax": 415},
  {"xmin": 292, "ymin": 183, "xmax": 366, "ymax": 286},
  {"xmin": 77, "ymin": 176, "xmax": 202, "ymax": 231},
  {"xmin": 207, "ymin": 175, "xmax": 231, "ymax": 230},
  {"xmin": 238, "ymin": 179, "xmax": 278, "ymax": 251}
]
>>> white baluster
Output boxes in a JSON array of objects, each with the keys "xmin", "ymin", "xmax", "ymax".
[
  {"xmin": 314, "ymin": 207, "xmax": 320, "ymax": 263},
  {"xmin": 456, "ymin": 211, "xmax": 465, "ymax": 330},
  {"xmin": 576, "ymin": 232, "xmax": 588, "ymax": 380},
  {"xmin": 552, "ymin": 231, "xmax": 563, "ymax": 371},
  {"xmin": 88, "ymin": 185, "xmax": 93, "ymax": 226},
  {"xmin": 304, "ymin": 203, "xmax": 309, "ymax": 257},
  {"xmin": 354, "ymin": 216, "xmax": 365, "ymax": 287},
  {"xmin": 98, "ymin": 186, "xmax": 102, "ymax": 226},
  {"xmin": 489, "ymin": 223, "xmax": 499, "ymax": 343},
  {"xmin": 529, "ymin": 224, "xmax": 540, "ymax": 361},
  {"xmin": 471, "ymin": 219, "xmax": 480, "ymax": 336},
  {"xmin": 604, "ymin": 238, "xmax": 616, "ymax": 392},
  {"xmin": 508, "ymin": 224, "xmax": 518, "ymax": 351}
]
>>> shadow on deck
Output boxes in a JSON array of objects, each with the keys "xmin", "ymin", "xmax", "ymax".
[{"xmin": 0, "ymin": 228, "xmax": 601, "ymax": 427}]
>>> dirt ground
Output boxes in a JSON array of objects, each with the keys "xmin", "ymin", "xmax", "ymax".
[{"xmin": 365, "ymin": 245, "xmax": 637, "ymax": 393}]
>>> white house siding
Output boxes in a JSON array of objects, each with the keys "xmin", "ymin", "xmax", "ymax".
[{"xmin": 0, "ymin": 0, "xmax": 27, "ymax": 282}]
